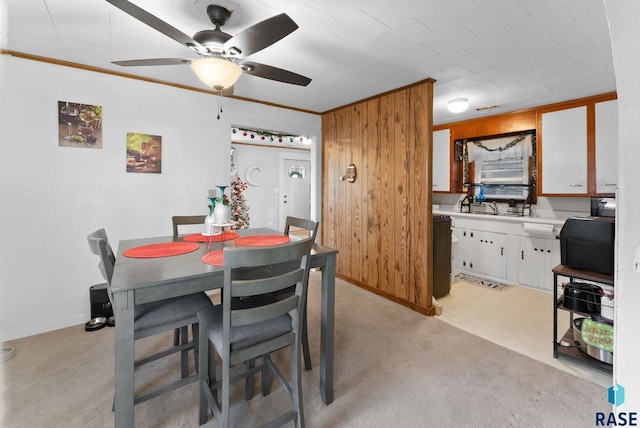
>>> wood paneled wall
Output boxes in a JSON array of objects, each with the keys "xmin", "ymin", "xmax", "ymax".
[{"xmin": 321, "ymin": 80, "xmax": 435, "ymax": 314}]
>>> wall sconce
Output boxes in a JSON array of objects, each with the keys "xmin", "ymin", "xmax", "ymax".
[
  {"xmin": 448, "ymin": 98, "xmax": 469, "ymax": 113},
  {"xmin": 339, "ymin": 164, "xmax": 357, "ymax": 183}
]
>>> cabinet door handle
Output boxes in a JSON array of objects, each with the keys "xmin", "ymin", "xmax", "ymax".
[
  {"xmin": 601, "ymin": 183, "xmax": 617, "ymax": 187},
  {"xmin": 521, "ymin": 250, "xmax": 524, "ymax": 260},
  {"xmin": 470, "ymin": 232, "xmax": 474, "ymax": 238},
  {"xmin": 569, "ymin": 184, "xmax": 584, "ymax": 187},
  {"xmin": 470, "ymin": 262, "xmax": 473, "ymax": 269},
  {"xmin": 501, "ymin": 247, "xmax": 504, "ymax": 256}
]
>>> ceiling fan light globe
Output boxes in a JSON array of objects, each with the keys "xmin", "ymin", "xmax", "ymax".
[{"xmin": 190, "ymin": 58, "xmax": 242, "ymax": 90}]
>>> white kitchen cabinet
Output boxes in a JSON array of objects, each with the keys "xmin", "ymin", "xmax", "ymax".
[
  {"xmin": 455, "ymin": 227, "xmax": 507, "ymax": 280},
  {"xmin": 515, "ymin": 236, "xmax": 560, "ymax": 291},
  {"xmin": 541, "ymin": 106, "xmax": 588, "ymax": 194},
  {"xmin": 595, "ymin": 99, "xmax": 619, "ymax": 194},
  {"xmin": 476, "ymin": 230, "xmax": 507, "ymax": 279},
  {"xmin": 452, "ymin": 226, "xmax": 467, "ymax": 273},
  {"xmin": 452, "ymin": 215, "xmax": 565, "ymax": 292},
  {"xmin": 433, "ymin": 129, "xmax": 451, "ymax": 192}
]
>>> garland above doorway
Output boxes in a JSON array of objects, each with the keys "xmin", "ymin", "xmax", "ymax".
[{"xmin": 231, "ymin": 127, "xmax": 311, "ymax": 149}]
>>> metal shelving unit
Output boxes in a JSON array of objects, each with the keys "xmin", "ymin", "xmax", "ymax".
[{"xmin": 552, "ymin": 264, "xmax": 614, "ymax": 372}]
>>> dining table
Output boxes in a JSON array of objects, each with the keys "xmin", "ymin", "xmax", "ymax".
[{"xmin": 109, "ymin": 227, "xmax": 338, "ymax": 428}]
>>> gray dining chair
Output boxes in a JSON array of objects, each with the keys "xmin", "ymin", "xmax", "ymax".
[
  {"xmin": 172, "ymin": 215, "xmax": 207, "ymax": 237},
  {"xmin": 284, "ymin": 217, "xmax": 319, "ymax": 370},
  {"xmin": 197, "ymin": 237, "xmax": 314, "ymax": 427},
  {"xmin": 87, "ymin": 228, "xmax": 213, "ymax": 405},
  {"xmin": 171, "ymin": 215, "xmax": 207, "ymax": 346}
]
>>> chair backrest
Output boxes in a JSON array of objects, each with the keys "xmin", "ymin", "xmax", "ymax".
[
  {"xmin": 87, "ymin": 228, "xmax": 116, "ymax": 290},
  {"xmin": 172, "ymin": 215, "xmax": 206, "ymax": 237},
  {"xmin": 284, "ymin": 217, "xmax": 319, "ymax": 242},
  {"xmin": 222, "ymin": 238, "xmax": 314, "ymax": 340}
]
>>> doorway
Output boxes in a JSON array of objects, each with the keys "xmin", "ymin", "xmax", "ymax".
[
  {"xmin": 231, "ymin": 142, "xmax": 311, "ymax": 229},
  {"xmin": 279, "ymin": 153, "xmax": 311, "ymax": 231}
]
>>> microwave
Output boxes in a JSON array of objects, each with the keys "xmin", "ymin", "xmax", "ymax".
[{"xmin": 591, "ymin": 197, "xmax": 616, "ymax": 218}]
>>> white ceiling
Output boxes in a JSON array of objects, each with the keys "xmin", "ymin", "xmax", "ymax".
[{"xmin": 1, "ymin": 0, "xmax": 616, "ymax": 125}]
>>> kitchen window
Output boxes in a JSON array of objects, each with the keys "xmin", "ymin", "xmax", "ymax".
[{"xmin": 460, "ymin": 130, "xmax": 536, "ymax": 201}]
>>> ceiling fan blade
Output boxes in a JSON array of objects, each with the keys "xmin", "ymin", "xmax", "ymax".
[
  {"xmin": 240, "ymin": 61, "xmax": 311, "ymax": 86},
  {"xmin": 112, "ymin": 58, "xmax": 192, "ymax": 67},
  {"xmin": 223, "ymin": 13, "xmax": 298, "ymax": 58},
  {"xmin": 106, "ymin": 0, "xmax": 207, "ymax": 54}
]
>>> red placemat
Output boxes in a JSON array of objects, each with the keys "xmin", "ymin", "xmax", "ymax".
[
  {"xmin": 201, "ymin": 250, "xmax": 224, "ymax": 266},
  {"xmin": 123, "ymin": 242, "xmax": 200, "ymax": 258},
  {"xmin": 183, "ymin": 232, "xmax": 239, "ymax": 243},
  {"xmin": 235, "ymin": 235, "xmax": 291, "ymax": 247}
]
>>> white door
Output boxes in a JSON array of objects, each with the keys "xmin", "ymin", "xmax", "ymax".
[{"xmin": 279, "ymin": 155, "xmax": 311, "ymax": 230}]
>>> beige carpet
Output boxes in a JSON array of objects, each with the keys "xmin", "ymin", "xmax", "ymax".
[{"xmin": 1, "ymin": 272, "xmax": 610, "ymax": 427}]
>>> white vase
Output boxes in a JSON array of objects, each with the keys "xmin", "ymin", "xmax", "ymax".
[{"xmin": 213, "ymin": 203, "xmax": 231, "ymax": 224}]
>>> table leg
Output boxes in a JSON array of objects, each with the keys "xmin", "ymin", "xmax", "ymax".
[
  {"xmin": 113, "ymin": 290, "xmax": 135, "ymax": 428},
  {"xmin": 319, "ymin": 254, "xmax": 335, "ymax": 405}
]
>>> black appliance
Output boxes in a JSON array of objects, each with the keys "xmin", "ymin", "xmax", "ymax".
[
  {"xmin": 90, "ymin": 283, "xmax": 113, "ymax": 319},
  {"xmin": 433, "ymin": 215, "xmax": 452, "ymax": 298},
  {"xmin": 563, "ymin": 282, "xmax": 602, "ymax": 315},
  {"xmin": 591, "ymin": 197, "xmax": 616, "ymax": 218},
  {"xmin": 560, "ymin": 217, "xmax": 615, "ymax": 275}
]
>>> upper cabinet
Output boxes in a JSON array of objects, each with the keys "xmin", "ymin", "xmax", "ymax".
[
  {"xmin": 539, "ymin": 97, "xmax": 618, "ymax": 196},
  {"xmin": 595, "ymin": 100, "xmax": 619, "ymax": 194},
  {"xmin": 433, "ymin": 129, "xmax": 451, "ymax": 192},
  {"xmin": 541, "ymin": 106, "xmax": 588, "ymax": 195}
]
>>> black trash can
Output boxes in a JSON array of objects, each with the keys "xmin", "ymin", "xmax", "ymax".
[{"xmin": 433, "ymin": 215, "xmax": 452, "ymax": 298}]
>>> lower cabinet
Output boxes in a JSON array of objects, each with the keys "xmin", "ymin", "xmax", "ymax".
[
  {"xmin": 454, "ymin": 219, "xmax": 561, "ymax": 292},
  {"xmin": 456, "ymin": 228, "xmax": 507, "ymax": 280},
  {"xmin": 514, "ymin": 236, "xmax": 560, "ymax": 292}
]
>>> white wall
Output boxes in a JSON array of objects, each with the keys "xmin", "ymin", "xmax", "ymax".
[
  {"xmin": 604, "ymin": 0, "xmax": 640, "ymax": 410},
  {"xmin": 0, "ymin": 55, "xmax": 321, "ymax": 341}
]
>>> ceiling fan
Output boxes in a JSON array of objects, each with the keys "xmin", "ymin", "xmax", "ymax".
[{"xmin": 105, "ymin": 0, "xmax": 312, "ymax": 92}]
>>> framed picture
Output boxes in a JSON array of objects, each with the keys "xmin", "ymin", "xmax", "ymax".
[
  {"xmin": 58, "ymin": 101, "xmax": 103, "ymax": 148},
  {"xmin": 126, "ymin": 133, "xmax": 162, "ymax": 173}
]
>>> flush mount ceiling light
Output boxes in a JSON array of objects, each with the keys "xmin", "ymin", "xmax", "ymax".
[
  {"xmin": 190, "ymin": 57, "xmax": 243, "ymax": 91},
  {"xmin": 448, "ymin": 98, "xmax": 469, "ymax": 113}
]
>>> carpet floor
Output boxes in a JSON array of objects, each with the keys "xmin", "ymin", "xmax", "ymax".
[{"xmin": 1, "ymin": 272, "xmax": 610, "ymax": 427}]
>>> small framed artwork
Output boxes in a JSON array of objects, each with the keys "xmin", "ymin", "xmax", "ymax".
[
  {"xmin": 58, "ymin": 101, "xmax": 103, "ymax": 148},
  {"xmin": 126, "ymin": 133, "xmax": 162, "ymax": 173}
]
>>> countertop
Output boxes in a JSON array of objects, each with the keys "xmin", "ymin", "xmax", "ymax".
[{"xmin": 433, "ymin": 209, "xmax": 576, "ymax": 226}]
